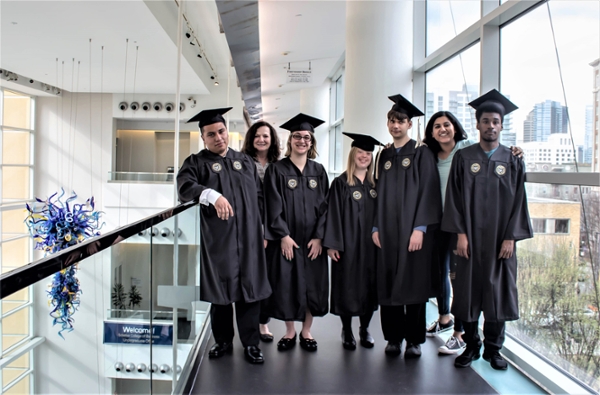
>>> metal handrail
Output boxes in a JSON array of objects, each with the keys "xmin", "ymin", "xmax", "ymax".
[{"xmin": 0, "ymin": 201, "xmax": 198, "ymax": 299}]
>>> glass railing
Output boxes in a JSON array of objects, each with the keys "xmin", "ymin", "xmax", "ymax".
[
  {"xmin": 0, "ymin": 201, "xmax": 207, "ymax": 394},
  {"xmin": 108, "ymin": 172, "xmax": 174, "ymax": 183}
]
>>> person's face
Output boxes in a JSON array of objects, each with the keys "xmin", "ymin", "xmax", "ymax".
[
  {"xmin": 290, "ymin": 130, "xmax": 313, "ymax": 155},
  {"xmin": 432, "ymin": 116, "xmax": 456, "ymax": 145},
  {"xmin": 387, "ymin": 117, "xmax": 412, "ymax": 140},
  {"xmin": 476, "ymin": 112, "xmax": 503, "ymax": 143},
  {"xmin": 354, "ymin": 148, "xmax": 372, "ymax": 170},
  {"xmin": 253, "ymin": 126, "xmax": 271, "ymax": 153},
  {"xmin": 201, "ymin": 122, "xmax": 229, "ymax": 155}
]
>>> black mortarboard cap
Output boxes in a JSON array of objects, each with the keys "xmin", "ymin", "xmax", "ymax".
[
  {"xmin": 279, "ymin": 113, "xmax": 325, "ymax": 133},
  {"xmin": 186, "ymin": 107, "xmax": 232, "ymax": 128},
  {"xmin": 342, "ymin": 132, "xmax": 384, "ymax": 152},
  {"xmin": 388, "ymin": 94, "xmax": 425, "ymax": 118},
  {"xmin": 468, "ymin": 89, "xmax": 518, "ymax": 116}
]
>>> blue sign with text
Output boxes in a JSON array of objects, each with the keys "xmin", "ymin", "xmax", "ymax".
[{"xmin": 103, "ymin": 322, "xmax": 173, "ymax": 346}]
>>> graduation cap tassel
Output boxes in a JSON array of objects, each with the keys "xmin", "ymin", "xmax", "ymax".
[
  {"xmin": 375, "ymin": 148, "xmax": 382, "ymax": 181},
  {"xmin": 415, "ymin": 118, "xmax": 422, "ymax": 148}
]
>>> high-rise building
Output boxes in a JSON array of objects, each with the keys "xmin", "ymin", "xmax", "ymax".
[
  {"xmin": 591, "ymin": 58, "xmax": 600, "ymax": 172},
  {"xmin": 584, "ymin": 105, "xmax": 593, "ymax": 164},
  {"xmin": 522, "ymin": 100, "xmax": 568, "ymax": 143}
]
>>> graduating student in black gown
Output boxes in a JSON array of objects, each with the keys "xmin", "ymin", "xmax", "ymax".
[
  {"xmin": 263, "ymin": 113, "xmax": 329, "ymax": 352},
  {"xmin": 241, "ymin": 120, "xmax": 281, "ymax": 343},
  {"xmin": 176, "ymin": 107, "xmax": 271, "ymax": 364},
  {"xmin": 324, "ymin": 133, "xmax": 383, "ymax": 350},
  {"xmin": 372, "ymin": 95, "xmax": 443, "ymax": 358},
  {"xmin": 442, "ymin": 90, "xmax": 533, "ymax": 371}
]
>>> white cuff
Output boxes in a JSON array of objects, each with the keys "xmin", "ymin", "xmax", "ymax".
[{"xmin": 199, "ymin": 189, "xmax": 222, "ymax": 206}]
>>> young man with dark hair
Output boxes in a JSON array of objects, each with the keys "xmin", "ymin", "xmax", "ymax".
[
  {"xmin": 177, "ymin": 107, "xmax": 271, "ymax": 364},
  {"xmin": 442, "ymin": 90, "xmax": 533, "ymax": 370},
  {"xmin": 372, "ymin": 94, "xmax": 442, "ymax": 358}
]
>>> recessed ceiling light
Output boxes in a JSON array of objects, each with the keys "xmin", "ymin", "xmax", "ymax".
[
  {"xmin": 275, "ymin": 98, "xmax": 281, "ymax": 100},
  {"xmin": 282, "ymin": 51, "xmax": 289, "ymax": 56},
  {"xmin": 296, "ymin": 14, "xmax": 302, "ymax": 17},
  {"xmin": 278, "ymin": 84, "xmax": 283, "ymax": 88},
  {"xmin": 11, "ymin": 22, "xmax": 17, "ymax": 25}
]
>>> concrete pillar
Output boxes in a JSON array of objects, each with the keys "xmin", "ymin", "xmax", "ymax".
[
  {"xmin": 344, "ymin": 1, "xmax": 415, "ymax": 155},
  {"xmin": 300, "ymin": 82, "xmax": 330, "ymax": 166}
]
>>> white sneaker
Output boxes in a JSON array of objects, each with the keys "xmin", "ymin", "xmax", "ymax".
[{"xmin": 438, "ymin": 336, "xmax": 466, "ymax": 355}]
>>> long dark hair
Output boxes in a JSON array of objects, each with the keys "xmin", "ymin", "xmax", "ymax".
[
  {"xmin": 423, "ymin": 111, "xmax": 468, "ymax": 162},
  {"xmin": 242, "ymin": 121, "xmax": 281, "ymax": 163}
]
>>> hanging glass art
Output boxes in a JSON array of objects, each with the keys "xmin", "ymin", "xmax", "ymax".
[{"xmin": 25, "ymin": 189, "xmax": 103, "ymax": 338}]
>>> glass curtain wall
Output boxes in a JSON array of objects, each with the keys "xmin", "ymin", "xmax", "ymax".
[
  {"xmin": 500, "ymin": 1, "xmax": 600, "ymax": 389},
  {"xmin": 0, "ymin": 89, "xmax": 35, "ymax": 394},
  {"xmin": 423, "ymin": 0, "xmax": 600, "ymax": 390}
]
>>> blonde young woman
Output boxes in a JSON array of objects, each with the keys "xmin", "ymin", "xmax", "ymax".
[
  {"xmin": 324, "ymin": 133, "xmax": 382, "ymax": 350},
  {"xmin": 263, "ymin": 113, "xmax": 329, "ymax": 352}
]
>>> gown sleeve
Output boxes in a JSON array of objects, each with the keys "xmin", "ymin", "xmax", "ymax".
[
  {"xmin": 323, "ymin": 177, "xmax": 345, "ymax": 252},
  {"xmin": 177, "ymin": 155, "xmax": 208, "ymax": 203},
  {"xmin": 414, "ymin": 148, "xmax": 443, "ymax": 227},
  {"xmin": 264, "ymin": 164, "xmax": 291, "ymax": 240},
  {"xmin": 441, "ymin": 150, "xmax": 467, "ymax": 234},
  {"xmin": 503, "ymin": 157, "xmax": 533, "ymax": 241},
  {"xmin": 311, "ymin": 167, "xmax": 329, "ymax": 240}
]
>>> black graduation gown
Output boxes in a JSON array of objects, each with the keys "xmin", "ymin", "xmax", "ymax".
[
  {"xmin": 323, "ymin": 173, "xmax": 378, "ymax": 317},
  {"xmin": 263, "ymin": 157, "xmax": 329, "ymax": 321},
  {"xmin": 441, "ymin": 144, "xmax": 533, "ymax": 322},
  {"xmin": 176, "ymin": 149, "xmax": 271, "ymax": 305},
  {"xmin": 374, "ymin": 140, "xmax": 442, "ymax": 306}
]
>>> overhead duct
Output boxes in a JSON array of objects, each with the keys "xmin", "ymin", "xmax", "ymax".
[{"xmin": 214, "ymin": 1, "xmax": 262, "ymax": 120}]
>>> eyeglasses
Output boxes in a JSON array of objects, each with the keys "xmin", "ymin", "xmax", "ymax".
[{"xmin": 291, "ymin": 134, "xmax": 312, "ymax": 142}]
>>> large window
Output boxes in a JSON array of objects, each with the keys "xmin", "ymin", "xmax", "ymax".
[
  {"xmin": 425, "ymin": 43, "xmax": 480, "ymax": 141},
  {"xmin": 419, "ymin": 0, "xmax": 600, "ymax": 391},
  {"xmin": 0, "ymin": 89, "xmax": 35, "ymax": 395},
  {"xmin": 501, "ymin": 1, "xmax": 599, "ymax": 169},
  {"xmin": 426, "ymin": 1, "xmax": 480, "ymax": 55}
]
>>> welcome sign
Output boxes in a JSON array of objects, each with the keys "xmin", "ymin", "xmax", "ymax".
[{"xmin": 103, "ymin": 322, "xmax": 173, "ymax": 346}]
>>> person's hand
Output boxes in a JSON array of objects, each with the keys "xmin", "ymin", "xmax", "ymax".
[
  {"xmin": 372, "ymin": 231, "xmax": 381, "ymax": 248},
  {"xmin": 498, "ymin": 240, "xmax": 515, "ymax": 259},
  {"xmin": 327, "ymin": 249, "xmax": 340, "ymax": 262},
  {"xmin": 307, "ymin": 239, "xmax": 322, "ymax": 260},
  {"xmin": 455, "ymin": 233, "xmax": 469, "ymax": 259},
  {"xmin": 281, "ymin": 236, "xmax": 298, "ymax": 260},
  {"xmin": 510, "ymin": 145, "xmax": 524, "ymax": 158},
  {"xmin": 214, "ymin": 196, "xmax": 234, "ymax": 220},
  {"xmin": 408, "ymin": 230, "xmax": 424, "ymax": 252},
  {"xmin": 264, "ymin": 239, "xmax": 268, "ymax": 249}
]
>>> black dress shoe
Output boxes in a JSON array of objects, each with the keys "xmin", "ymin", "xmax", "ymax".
[
  {"xmin": 299, "ymin": 333, "xmax": 318, "ymax": 352},
  {"xmin": 359, "ymin": 327, "xmax": 375, "ymax": 348},
  {"xmin": 244, "ymin": 345, "xmax": 264, "ymax": 364},
  {"xmin": 483, "ymin": 349, "xmax": 508, "ymax": 370},
  {"xmin": 208, "ymin": 342, "xmax": 233, "ymax": 358},
  {"xmin": 404, "ymin": 343, "xmax": 422, "ymax": 358},
  {"xmin": 341, "ymin": 329, "xmax": 356, "ymax": 350},
  {"xmin": 454, "ymin": 345, "xmax": 481, "ymax": 368},
  {"xmin": 277, "ymin": 334, "xmax": 297, "ymax": 351},
  {"xmin": 260, "ymin": 333, "xmax": 274, "ymax": 342},
  {"xmin": 385, "ymin": 341, "xmax": 401, "ymax": 356}
]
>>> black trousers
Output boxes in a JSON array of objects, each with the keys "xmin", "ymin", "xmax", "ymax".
[
  {"xmin": 462, "ymin": 320, "xmax": 505, "ymax": 352},
  {"xmin": 380, "ymin": 303, "xmax": 426, "ymax": 344},
  {"xmin": 210, "ymin": 301, "xmax": 260, "ymax": 347},
  {"xmin": 340, "ymin": 310, "xmax": 374, "ymax": 330}
]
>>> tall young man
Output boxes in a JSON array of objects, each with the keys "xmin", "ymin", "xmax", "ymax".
[
  {"xmin": 372, "ymin": 94, "xmax": 442, "ymax": 358},
  {"xmin": 442, "ymin": 90, "xmax": 533, "ymax": 370},
  {"xmin": 177, "ymin": 107, "xmax": 271, "ymax": 364}
]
